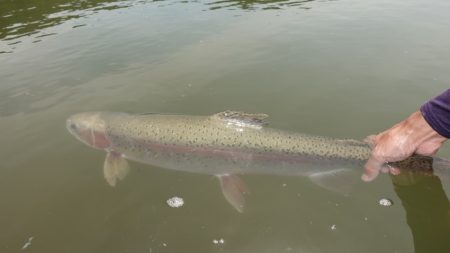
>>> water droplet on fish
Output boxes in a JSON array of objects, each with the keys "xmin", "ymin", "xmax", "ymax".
[
  {"xmin": 167, "ymin": 196, "xmax": 184, "ymax": 208},
  {"xmin": 378, "ymin": 198, "xmax": 393, "ymax": 207}
]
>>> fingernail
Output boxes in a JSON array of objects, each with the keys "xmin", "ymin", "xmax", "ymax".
[{"xmin": 361, "ymin": 173, "xmax": 372, "ymax": 182}]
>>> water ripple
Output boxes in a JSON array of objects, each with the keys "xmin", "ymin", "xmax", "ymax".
[
  {"xmin": 0, "ymin": 0, "xmax": 134, "ymax": 42},
  {"xmin": 0, "ymin": 0, "xmax": 316, "ymax": 47},
  {"xmin": 205, "ymin": 0, "xmax": 315, "ymax": 10}
]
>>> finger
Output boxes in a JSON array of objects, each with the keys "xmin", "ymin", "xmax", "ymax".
[
  {"xmin": 381, "ymin": 167, "xmax": 389, "ymax": 173},
  {"xmin": 362, "ymin": 157, "xmax": 382, "ymax": 182}
]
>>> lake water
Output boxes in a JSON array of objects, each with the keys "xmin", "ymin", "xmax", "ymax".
[{"xmin": 1, "ymin": 0, "xmax": 450, "ymax": 252}]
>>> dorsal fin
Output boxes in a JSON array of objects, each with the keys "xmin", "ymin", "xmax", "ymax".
[{"xmin": 212, "ymin": 111, "xmax": 268, "ymax": 129}]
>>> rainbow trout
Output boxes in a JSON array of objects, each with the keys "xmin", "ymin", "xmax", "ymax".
[{"xmin": 66, "ymin": 111, "xmax": 449, "ymax": 212}]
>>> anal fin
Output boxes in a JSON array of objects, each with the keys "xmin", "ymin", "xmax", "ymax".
[
  {"xmin": 217, "ymin": 174, "xmax": 249, "ymax": 213},
  {"xmin": 104, "ymin": 151, "xmax": 130, "ymax": 187}
]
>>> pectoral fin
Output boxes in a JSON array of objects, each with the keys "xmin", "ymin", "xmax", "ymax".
[
  {"xmin": 104, "ymin": 151, "xmax": 130, "ymax": 187},
  {"xmin": 217, "ymin": 174, "xmax": 249, "ymax": 213},
  {"xmin": 308, "ymin": 169, "xmax": 355, "ymax": 196}
]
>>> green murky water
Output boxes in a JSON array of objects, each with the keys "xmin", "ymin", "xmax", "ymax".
[{"xmin": 1, "ymin": 0, "xmax": 450, "ymax": 252}]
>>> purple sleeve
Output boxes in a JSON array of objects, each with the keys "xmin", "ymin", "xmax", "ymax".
[{"xmin": 420, "ymin": 89, "xmax": 450, "ymax": 139}]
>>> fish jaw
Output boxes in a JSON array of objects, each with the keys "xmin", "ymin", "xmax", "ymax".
[{"xmin": 66, "ymin": 112, "xmax": 111, "ymax": 150}]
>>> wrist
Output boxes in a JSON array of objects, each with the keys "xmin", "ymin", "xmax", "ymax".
[{"xmin": 405, "ymin": 111, "xmax": 447, "ymax": 144}]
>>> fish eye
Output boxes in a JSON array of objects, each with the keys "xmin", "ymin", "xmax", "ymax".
[{"xmin": 70, "ymin": 123, "xmax": 77, "ymax": 129}]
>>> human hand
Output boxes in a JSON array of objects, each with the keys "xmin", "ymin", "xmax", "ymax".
[{"xmin": 362, "ymin": 111, "xmax": 447, "ymax": 182}]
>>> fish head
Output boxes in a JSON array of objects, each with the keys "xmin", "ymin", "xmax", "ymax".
[{"xmin": 66, "ymin": 112, "xmax": 111, "ymax": 150}]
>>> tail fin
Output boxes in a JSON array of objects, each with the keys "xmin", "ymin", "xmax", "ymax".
[{"xmin": 432, "ymin": 157, "xmax": 450, "ymax": 180}]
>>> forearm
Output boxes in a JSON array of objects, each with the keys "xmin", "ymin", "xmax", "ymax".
[
  {"xmin": 402, "ymin": 111, "xmax": 447, "ymax": 152},
  {"xmin": 402, "ymin": 111, "xmax": 437, "ymax": 142}
]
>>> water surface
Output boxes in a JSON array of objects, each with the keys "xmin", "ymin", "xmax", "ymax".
[{"xmin": 1, "ymin": 0, "xmax": 450, "ymax": 252}]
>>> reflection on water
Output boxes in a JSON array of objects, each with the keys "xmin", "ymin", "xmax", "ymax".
[
  {"xmin": 0, "ymin": 0, "xmax": 141, "ymax": 54},
  {"xmin": 390, "ymin": 168, "xmax": 450, "ymax": 253},
  {"xmin": 0, "ymin": 0, "xmax": 131, "ymax": 41},
  {"xmin": 0, "ymin": 0, "xmax": 317, "ymax": 53},
  {"xmin": 206, "ymin": 0, "xmax": 314, "ymax": 10}
]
